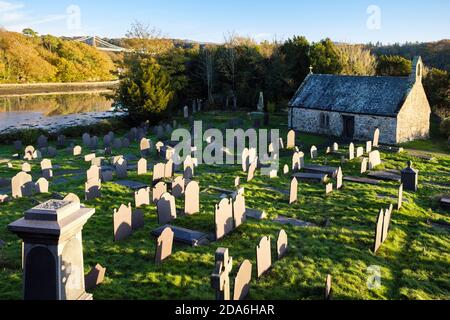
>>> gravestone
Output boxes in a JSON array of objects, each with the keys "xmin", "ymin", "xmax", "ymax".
[
  {"xmin": 132, "ymin": 209, "xmax": 145, "ymax": 230},
  {"xmin": 0, "ymin": 194, "xmax": 9, "ymax": 203},
  {"xmin": 287, "ymin": 130, "xmax": 295, "ymax": 149},
  {"xmin": 172, "ymin": 176, "xmax": 185, "ymax": 198},
  {"xmin": 137, "ymin": 158, "xmax": 147, "ymax": 175},
  {"xmin": 401, "ymin": 161, "xmax": 418, "ymax": 192},
  {"xmin": 152, "ymin": 181, "xmax": 167, "ymax": 204},
  {"xmin": 325, "ymin": 183, "xmax": 333, "ymax": 195},
  {"xmin": 8, "ymin": 200, "xmax": 95, "ymax": 300},
  {"xmin": 153, "ymin": 163, "xmax": 166, "ymax": 182},
  {"xmin": 135, "ymin": 187, "xmax": 150, "ymax": 208},
  {"xmin": 325, "ymin": 275, "xmax": 332, "ymax": 300},
  {"xmin": 332, "ymin": 143, "xmax": 339, "ymax": 152},
  {"xmin": 292, "ymin": 152, "xmax": 304, "ymax": 172},
  {"xmin": 47, "ymin": 147, "xmax": 57, "ymax": 158},
  {"xmin": 360, "ymin": 157, "xmax": 368, "ymax": 174},
  {"xmin": 349, "ymin": 143, "xmax": 355, "ymax": 160},
  {"xmin": 82, "ymin": 133, "xmax": 91, "ymax": 147},
  {"xmin": 115, "ymin": 158, "xmax": 128, "ymax": 179},
  {"xmin": 215, "ymin": 198, "xmax": 234, "ymax": 240},
  {"xmin": 165, "ymin": 159, "xmax": 174, "ymax": 178},
  {"xmin": 85, "ymin": 179, "xmax": 101, "ymax": 201},
  {"xmin": 157, "ymin": 193, "xmax": 177, "ymax": 225},
  {"xmin": 373, "ymin": 128, "xmax": 380, "ymax": 147},
  {"xmin": 122, "ymin": 138, "xmax": 130, "ymax": 149},
  {"xmin": 24, "ymin": 146, "xmax": 35, "ymax": 160},
  {"xmin": 397, "ymin": 184, "xmax": 404, "ymax": 210},
  {"xmin": 373, "ymin": 209, "xmax": 384, "ymax": 253},
  {"xmin": 336, "ymin": 167, "xmax": 343, "ymax": 190},
  {"xmin": 234, "ymin": 177, "xmax": 240, "ymax": 188},
  {"xmin": 382, "ymin": 205, "xmax": 393, "ymax": 243},
  {"xmin": 14, "ymin": 140, "xmax": 23, "ymax": 151},
  {"xmin": 155, "ymin": 227, "xmax": 174, "ymax": 264},
  {"xmin": 12, "ymin": 172, "xmax": 33, "ymax": 198},
  {"xmin": 64, "ymin": 193, "xmax": 80, "ymax": 205},
  {"xmin": 284, "ymin": 165, "xmax": 289, "ymax": 175},
  {"xmin": 35, "ymin": 178, "xmax": 49, "ymax": 193},
  {"xmin": 113, "ymin": 204, "xmax": 133, "ymax": 242},
  {"xmin": 184, "ymin": 158, "xmax": 195, "ymax": 180},
  {"xmin": 184, "ymin": 105, "xmax": 189, "ymax": 118},
  {"xmin": 241, "ymin": 148, "xmax": 250, "ymax": 172},
  {"xmin": 73, "ymin": 146, "xmax": 82, "ymax": 156},
  {"xmin": 85, "ymin": 264, "xmax": 106, "ymax": 291},
  {"xmin": 256, "ymin": 236, "xmax": 272, "ymax": 278},
  {"xmin": 356, "ymin": 147, "xmax": 364, "ymax": 158},
  {"xmin": 233, "ymin": 193, "xmax": 246, "ymax": 228},
  {"xmin": 85, "ymin": 153, "xmax": 96, "ymax": 162},
  {"xmin": 366, "ymin": 141, "xmax": 373, "ymax": 153},
  {"xmin": 247, "ymin": 158, "xmax": 258, "ymax": 182},
  {"xmin": 279, "ymin": 138, "xmax": 285, "ymax": 150},
  {"xmin": 22, "ymin": 162, "xmax": 31, "ymax": 173},
  {"xmin": 90, "ymin": 136, "xmax": 98, "ymax": 150},
  {"xmin": 211, "ymin": 248, "xmax": 233, "ymax": 301},
  {"xmin": 289, "ymin": 177, "xmax": 298, "ymax": 204},
  {"xmin": 57, "ymin": 135, "xmax": 66, "ymax": 148},
  {"xmin": 185, "ymin": 181, "xmax": 200, "ymax": 215},
  {"xmin": 140, "ymin": 138, "xmax": 151, "ymax": 157},
  {"xmin": 310, "ymin": 146, "xmax": 318, "ymax": 159},
  {"xmin": 37, "ymin": 135, "xmax": 48, "ymax": 148},
  {"xmin": 101, "ymin": 170, "xmax": 113, "ymax": 182},
  {"xmin": 87, "ymin": 165, "xmax": 100, "ymax": 182},
  {"xmin": 368, "ymin": 151, "xmax": 381, "ymax": 170},
  {"xmin": 277, "ymin": 229, "xmax": 288, "ymax": 259},
  {"xmin": 233, "ymin": 260, "xmax": 252, "ymax": 301}
]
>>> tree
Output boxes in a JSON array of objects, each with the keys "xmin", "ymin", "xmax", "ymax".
[
  {"xmin": 423, "ymin": 68, "xmax": 450, "ymax": 116},
  {"xmin": 376, "ymin": 55, "xmax": 412, "ymax": 76},
  {"xmin": 115, "ymin": 57, "xmax": 174, "ymax": 122},
  {"xmin": 336, "ymin": 44, "xmax": 376, "ymax": 76},
  {"xmin": 22, "ymin": 28, "xmax": 38, "ymax": 37},
  {"xmin": 310, "ymin": 38, "xmax": 343, "ymax": 75},
  {"xmin": 280, "ymin": 36, "xmax": 311, "ymax": 93},
  {"xmin": 124, "ymin": 21, "xmax": 173, "ymax": 55}
]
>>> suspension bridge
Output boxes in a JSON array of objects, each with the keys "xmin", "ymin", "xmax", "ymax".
[{"xmin": 74, "ymin": 36, "xmax": 130, "ymax": 53}]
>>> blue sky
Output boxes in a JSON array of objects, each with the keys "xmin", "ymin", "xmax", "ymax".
[{"xmin": 0, "ymin": 0, "xmax": 448, "ymax": 44}]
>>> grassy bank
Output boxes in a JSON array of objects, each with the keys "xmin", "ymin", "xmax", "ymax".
[{"xmin": 0, "ymin": 112, "xmax": 449, "ymax": 300}]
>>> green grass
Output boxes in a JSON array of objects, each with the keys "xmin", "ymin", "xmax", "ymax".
[{"xmin": 0, "ymin": 111, "xmax": 449, "ymax": 300}]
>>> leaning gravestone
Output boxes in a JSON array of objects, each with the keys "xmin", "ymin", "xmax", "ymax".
[
  {"xmin": 368, "ymin": 151, "xmax": 382, "ymax": 170},
  {"xmin": 215, "ymin": 198, "xmax": 234, "ymax": 240},
  {"xmin": 397, "ymin": 184, "xmax": 404, "ymax": 210},
  {"xmin": 247, "ymin": 158, "xmax": 258, "ymax": 182},
  {"xmin": 256, "ymin": 236, "xmax": 272, "ymax": 278},
  {"xmin": 325, "ymin": 275, "xmax": 332, "ymax": 300},
  {"xmin": 137, "ymin": 158, "xmax": 147, "ymax": 175},
  {"xmin": 287, "ymin": 130, "xmax": 295, "ymax": 149},
  {"xmin": 336, "ymin": 167, "xmax": 343, "ymax": 190},
  {"xmin": 310, "ymin": 146, "xmax": 318, "ymax": 159},
  {"xmin": 185, "ymin": 181, "xmax": 200, "ymax": 215},
  {"xmin": 155, "ymin": 227, "xmax": 174, "ymax": 264},
  {"xmin": 172, "ymin": 176, "xmax": 185, "ymax": 198},
  {"xmin": 85, "ymin": 264, "xmax": 106, "ymax": 291},
  {"xmin": 232, "ymin": 193, "xmax": 246, "ymax": 228},
  {"xmin": 113, "ymin": 204, "xmax": 133, "ymax": 242},
  {"xmin": 152, "ymin": 181, "xmax": 167, "ymax": 204},
  {"xmin": 35, "ymin": 178, "xmax": 49, "ymax": 193},
  {"xmin": 373, "ymin": 209, "xmax": 384, "ymax": 253},
  {"xmin": 289, "ymin": 177, "xmax": 298, "ymax": 204},
  {"xmin": 277, "ymin": 229, "xmax": 288, "ymax": 259},
  {"xmin": 233, "ymin": 260, "xmax": 252, "ymax": 301},
  {"xmin": 157, "ymin": 193, "xmax": 177, "ymax": 225},
  {"xmin": 135, "ymin": 187, "xmax": 150, "ymax": 208}
]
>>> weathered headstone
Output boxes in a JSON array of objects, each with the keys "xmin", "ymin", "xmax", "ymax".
[
  {"xmin": 373, "ymin": 128, "xmax": 380, "ymax": 147},
  {"xmin": 397, "ymin": 184, "xmax": 404, "ymax": 210},
  {"xmin": 35, "ymin": 178, "xmax": 49, "ymax": 193},
  {"xmin": 153, "ymin": 163, "xmax": 166, "ymax": 182},
  {"xmin": 215, "ymin": 198, "xmax": 234, "ymax": 240},
  {"xmin": 137, "ymin": 158, "xmax": 147, "ymax": 175},
  {"xmin": 310, "ymin": 146, "xmax": 318, "ymax": 159},
  {"xmin": 401, "ymin": 161, "xmax": 418, "ymax": 192},
  {"xmin": 211, "ymin": 248, "xmax": 233, "ymax": 301},
  {"xmin": 73, "ymin": 146, "xmax": 82, "ymax": 156},
  {"xmin": 37, "ymin": 135, "xmax": 48, "ymax": 148},
  {"xmin": 373, "ymin": 209, "xmax": 384, "ymax": 253},
  {"xmin": 336, "ymin": 167, "xmax": 343, "ymax": 190},
  {"xmin": 349, "ymin": 143, "xmax": 355, "ymax": 160},
  {"xmin": 140, "ymin": 138, "xmax": 151, "ymax": 157},
  {"xmin": 356, "ymin": 147, "xmax": 364, "ymax": 158},
  {"xmin": 152, "ymin": 181, "xmax": 168, "ymax": 204},
  {"xmin": 132, "ymin": 209, "xmax": 145, "ymax": 230},
  {"xmin": 115, "ymin": 158, "xmax": 128, "ymax": 179},
  {"xmin": 289, "ymin": 177, "xmax": 298, "ymax": 204},
  {"xmin": 325, "ymin": 183, "xmax": 333, "ymax": 195},
  {"xmin": 113, "ymin": 204, "xmax": 133, "ymax": 242},
  {"xmin": 155, "ymin": 227, "xmax": 174, "ymax": 264},
  {"xmin": 361, "ymin": 157, "xmax": 368, "ymax": 174},
  {"xmin": 368, "ymin": 151, "xmax": 381, "ymax": 170},
  {"xmin": 135, "ymin": 187, "xmax": 150, "ymax": 208},
  {"xmin": 233, "ymin": 260, "xmax": 252, "ymax": 301},
  {"xmin": 247, "ymin": 158, "xmax": 258, "ymax": 182},
  {"xmin": 287, "ymin": 130, "xmax": 295, "ymax": 149},
  {"xmin": 185, "ymin": 180, "xmax": 200, "ymax": 215},
  {"xmin": 277, "ymin": 229, "xmax": 288, "ymax": 259},
  {"xmin": 82, "ymin": 133, "xmax": 91, "ymax": 147},
  {"xmin": 366, "ymin": 141, "xmax": 373, "ymax": 154},
  {"xmin": 256, "ymin": 236, "xmax": 272, "ymax": 278},
  {"xmin": 184, "ymin": 157, "xmax": 195, "ymax": 180},
  {"xmin": 85, "ymin": 179, "xmax": 101, "ymax": 201},
  {"xmin": 232, "ymin": 193, "xmax": 246, "ymax": 228},
  {"xmin": 64, "ymin": 193, "xmax": 81, "ymax": 204},
  {"xmin": 292, "ymin": 151, "xmax": 304, "ymax": 172},
  {"xmin": 172, "ymin": 176, "xmax": 185, "ymax": 198},
  {"xmin": 12, "ymin": 172, "xmax": 33, "ymax": 198},
  {"xmin": 157, "ymin": 193, "xmax": 177, "ymax": 225}
]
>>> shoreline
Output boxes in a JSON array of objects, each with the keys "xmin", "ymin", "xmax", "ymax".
[{"xmin": 0, "ymin": 80, "xmax": 119, "ymax": 97}]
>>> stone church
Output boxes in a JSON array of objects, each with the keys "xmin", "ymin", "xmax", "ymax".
[{"xmin": 288, "ymin": 56, "xmax": 431, "ymax": 145}]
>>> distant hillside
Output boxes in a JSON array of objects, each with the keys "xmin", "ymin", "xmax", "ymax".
[{"xmin": 370, "ymin": 40, "xmax": 450, "ymax": 71}]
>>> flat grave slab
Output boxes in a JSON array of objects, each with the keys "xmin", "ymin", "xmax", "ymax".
[
  {"xmin": 264, "ymin": 186, "xmax": 290, "ymax": 196},
  {"xmin": 377, "ymin": 145, "xmax": 404, "ymax": 153},
  {"xmin": 151, "ymin": 225, "xmax": 210, "ymax": 247},
  {"xmin": 303, "ymin": 165, "xmax": 338, "ymax": 178},
  {"xmin": 273, "ymin": 215, "xmax": 316, "ymax": 228},
  {"xmin": 292, "ymin": 172, "xmax": 328, "ymax": 183},
  {"xmin": 368, "ymin": 171, "xmax": 401, "ymax": 182},
  {"xmin": 406, "ymin": 151, "xmax": 435, "ymax": 161},
  {"xmin": 54, "ymin": 169, "xmax": 85, "ymax": 177},
  {"xmin": 115, "ymin": 180, "xmax": 149, "ymax": 191},
  {"xmin": 343, "ymin": 176, "xmax": 380, "ymax": 185},
  {"xmin": 245, "ymin": 208, "xmax": 267, "ymax": 220}
]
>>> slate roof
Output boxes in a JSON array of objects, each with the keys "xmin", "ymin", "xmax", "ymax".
[{"xmin": 289, "ymin": 74, "xmax": 413, "ymax": 117}]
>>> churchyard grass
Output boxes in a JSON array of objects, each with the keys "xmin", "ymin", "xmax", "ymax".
[{"xmin": 0, "ymin": 111, "xmax": 449, "ymax": 300}]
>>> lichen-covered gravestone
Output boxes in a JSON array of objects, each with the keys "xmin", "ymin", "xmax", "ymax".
[
  {"xmin": 256, "ymin": 236, "xmax": 272, "ymax": 278},
  {"xmin": 157, "ymin": 193, "xmax": 177, "ymax": 225},
  {"xmin": 113, "ymin": 204, "xmax": 133, "ymax": 242},
  {"xmin": 155, "ymin": 227, "xmax": 174, "ymax": 264}
]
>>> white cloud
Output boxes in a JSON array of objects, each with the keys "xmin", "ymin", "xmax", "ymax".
[{"xmin": 0, "ymin": 1, "xmax": 24, "ymax": 13}]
